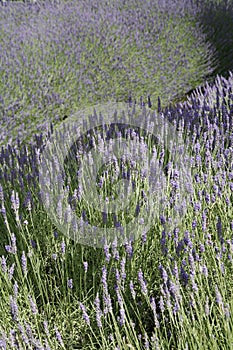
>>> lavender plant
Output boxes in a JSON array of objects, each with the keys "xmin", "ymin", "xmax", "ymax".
[{"xmin": 0, "ymin": 0, "xmax": 233, "ymax": 349}]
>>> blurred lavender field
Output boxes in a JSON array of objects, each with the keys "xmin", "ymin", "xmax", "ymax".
[
  {"xmin": 0, "ymin": 0, "xmax": 217, "ymax": 145},
  {"xmin": 0, "ymin": 0, "xmax": 233, "ymax": 349}
]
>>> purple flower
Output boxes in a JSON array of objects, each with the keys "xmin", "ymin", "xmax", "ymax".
[
  {"xmin": 129, "ymin": 280, "xmax": 136, "ymax": 300},
  {"xmin": 54, "ymin": 326, "xmax": 64, "ymax": 346},
  {"xmin": 5, "ymin": 233, "xmax": 17, "ymax": 254},
  {"xmin": 104, "ymin": 242, "xmax": 111, "ymax": 263},
  {"xmin": 192, "ymin": 220, "xmax": 197, "ymax": 229},
  {"xmin": 215, "ymin": 286, "xmax": 223, "ymax": 306},
  {"xmin": 159, "ymin": 296, "xmax": 165, "ymax": 313},
  {"xmin": 225, "ymin": 303, "xmax": 230, "ymax": 318},
  {"xmin": 83, "ymin": 261, "xmax": 88, "ymax": 273},
  {"xmin": 24, "ymin": 321, "xmax": 33, "ymax": 338},
  {"xmin": 28, "ymin": 295, "xmax": 38, "ymax": 315},
  {"xmin": 199, "ymin": 243, "xmax": 205, "ymax": 253},
  {"xmin": 184, "ymin": 231, "xmax": 193, "ymax": 248},
  {"xmin": 17, "ymin": 324, "xmax": 29, "ymax": 345},
  {"xmin": 150, "ymin": 297, "xmax": 159, "ymax": 328},
  {"xmin": 94, "ymin": 293, "xmax": 103, "ymax": 328},
  {"xmin": 1, "ymin": 256, "xmax": 7, "ymax": 274},
  {"xmin": 11, "ymin": 190, "xmax": 20, "ymax": 212},
  {"xmin": 115, "ymin": 268, "xmax": 121, "ymax": 288},
  {"xmin": 112, "ymin": 238, "xmax": 119, "ymax": 261},
  {"xmin": 217, "ymin": 217, "xmax": 222, "ymax": 239},
  {"xmin": 10, "ymin": 295, "xmax": 18, "ymax": 321},
  {"xmin": 173, "ymin": 301, "xmax": 180, "ymax": 315},
  {"xmin": 61, "ymin": 240, "xmax": 66, "ymax": 255},
  {"xmin": 30, "ymin": 239, "xmax": 36, "ymax": 249},
  {"xmin": 13, "ymin": 281, "xmax": 18, "ymax": 298},
  {"xmin": 64, "ymin": 205, "xmax": 72, "ymax": 224},
  {"xmin": 103, "ymin": 292, "xmax": 113, "ymax": 314},
  {"xmin": 201, "ymin": 264, "xmax": 208, "ymax": 277},
  {"xmin": 118, "ymin": 305, "xmax": 125, "ymax": 326},
  {"xmin": 138, "ymin": 269, "xmax": 148, "ymax": 296},
  {"xmin": 176, "ymin": 240, "xmax": 184, "ymax": 256},
  {"xmin": 120, "ymin": 257, "xmax": 126, "ymax": 281},
  {"xmin": 160, "ymin": 230, "xmax": 167, "ymax": 256},
  {"xmin": 144, "ymin": 333, "xmax": 149, "ymax": 349},
  {"xmin": 5, "ymin": 245, "xmax": 14, "ymax": 254},
  {"xmin": 101, "ymin": 266, "xmax": 108, "ymax": 293},
  {"xmin": 21, "ymin": 251, "xmax": 27, "ymax": 275},
  {"xmin": 169, "ymin": 281, "xmax": 181, "ymax": 301},
  {"xmin": 190, "ymin": 275, "xmax": 198, "ymax": 293},
  {"xmin": 188, "ymin": 252, "xmax": 195, "ymax": 271},
  {"xmin": 0, "ymin": 336, "xmax": 6, "ymax": 350},
  {"xmin": 160, "ymin": 216, "xmax": 166, "ymax": 225},
  {"xmin": 102, "ymin": 211, "xmax": 108, "ymax": 225},
  {"xmin": 172, "ymin": 261, "xmax": 179, "ymax": 280},
  {"xmin": 180, "ymin": 266, "xmax": 189, "ymax": 286},
  {"xmin": 79, "ymin": 303, "xmax": 90, "ymax": 325},
  {"xmin": 189, "ymin": 292, "xmax": 196, "ymax": 310},
  {"xmin": 135, "ymin": 203, "xmax": 140, "ymax": 216},
  {"xmin": 116, "ymin": 288, "xmax": 123, "ymax": 306},
  {"xmin": 67, "ymin": 278, "xmax": 73, "ymax": 289},
  {"xmin": 160, "ymin": 265, "xmax": 168, "ymax": 285},
  {"xmin": 43, "ymin": 321, "xmax": 50, "ymax": 337},
  {"xmin": 9, "ymin": 329, "xmax": 18, "ymax": 348},
  {"xmin": 124, "ymin": 238, "xmax": 133, "ymax": 258},
  {"xmin": 0, "ymin": 185, "xmax": 4, "ymax": 202},
  {"xmin": 56, "ymin": 200, "xmax": 63, "ymax": 221},
  {"xmin": 140, "ymin": 225, "xmax": 147, "ymax": 242}
]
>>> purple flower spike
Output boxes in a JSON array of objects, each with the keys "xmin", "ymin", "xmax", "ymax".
[
  {"xmin": 5, "ymin": 233, "xmax": 17, "ymax": 254},
  {"xmin": 101, "ymin": 265, "xmax": 107, "ymax": 287},
  {"xmin": 138, "ymin": 269, "xmax": 148, "ymax": 296},
  {"xmin": 83, "ymin": 261, "xmax": 88, "ymax": 273},
  {"xmin": 104, "ymin": 242, "xmax": 111, "ymax": 263},
  {"xmin": 13, "ymin": 281, "xmax": 18, "ymax": 298},
  {"xmin": 11, "ymin": 190, "xmax": 20, "ymax": 212},
  {"xmin": 129, "ymin": 280, "xmax": 136, "ymax": 300},
  {"xmin": 0, "ymin": 336, "xmax": 6, "ymax": 350},
  {"xmin": 94, "ymin": 293, "xmax": 103, "ymax": 329},
  {"xmin": 1, "ymin": 256, "xmax": 7, "ymax": 274},
  {"xmin": 28, "ymin": 295, "xmax": 38, "ymax": 315},
  {"xmin": 21, "ymin": 251, "xmax": 27, "ymax": 275},
  {"xmin": 10, "ymin": 295, "xmax": 18, "ymax": 321},
  {"xmin": 54, "ymin": 326, "xmax": 64, "ymax": 346},
  {"xmin": 61, "ymin": 240, "xmax": 66, "ymax": 255},
  {"xmin": 215, "ymin": 286, "xmax": 223, "ymax": 307},
  {"xmin": 150, "ymin": 297, "xmax": 159, "ymax": 328},
  {"xmin": 79, "ymin": 303, "xmax": 90, "ymax": 325},
  {"xmin": 30, "ymin": 239, "xmax": 37, "ymax": 249},
  {"xmin": 159, "ymin": 296, "xmax": 165, "ymax": 313},
  {"xmin": 67, "ymin": 278, "xmax": 73, "ymax": 289}
]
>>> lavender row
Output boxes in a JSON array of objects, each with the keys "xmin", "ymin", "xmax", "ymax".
[{"xmin": 0, "ymin": 0, "xmax": 215, "ymax": 146}]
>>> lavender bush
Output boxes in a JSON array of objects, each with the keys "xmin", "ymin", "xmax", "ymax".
[{"xmin": 0, "ymin": 0, "xmax": 233, "ymax": 349}]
